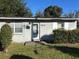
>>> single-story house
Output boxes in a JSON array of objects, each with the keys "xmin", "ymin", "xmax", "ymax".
[{"xmin": 0, "ymin": 17, "xmax": 78, "ymax": 43}]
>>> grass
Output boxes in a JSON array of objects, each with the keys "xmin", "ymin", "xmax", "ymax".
[{"xmin": 0, "ymin": 43, "xmax": 79, "ymax": 59}]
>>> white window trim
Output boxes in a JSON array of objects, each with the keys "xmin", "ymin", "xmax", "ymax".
[{"xmin": 13, "ymin": 23, "xmax": 23, "ymax": 35}]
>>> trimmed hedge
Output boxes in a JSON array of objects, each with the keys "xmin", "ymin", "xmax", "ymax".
[
  {"xmin": 0, "ymin": 24, "xmax": 12, "ymax": 50},
  {"xmin": 53, "ymin": 29, "xmax": 79, "ymax": 43}
]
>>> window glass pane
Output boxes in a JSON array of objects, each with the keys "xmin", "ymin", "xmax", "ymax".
[
  {"xmin": 15, "ymin": 23, "xmax": 23, "ymax": 33},
  {"xmin": 15, "ymin": 28, "xmax": 22, "ymax": 33}
]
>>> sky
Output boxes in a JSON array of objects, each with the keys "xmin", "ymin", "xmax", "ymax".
[{"xmin": 26, "ymin": 0, "xmax": 79, "ymax": 16}]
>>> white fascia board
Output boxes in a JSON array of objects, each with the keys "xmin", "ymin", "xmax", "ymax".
[{"xmin": 0, "ymin": 17, "xmax": 79, "ymax": 20}]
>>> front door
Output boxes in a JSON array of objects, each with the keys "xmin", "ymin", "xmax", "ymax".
[
  {"xmin": 23, "ymin": 23, "xmax": 31, "ymax": 42},
  {"xmin": 32, "ymin": 23, "xmax": 40, "ymax": 41}
]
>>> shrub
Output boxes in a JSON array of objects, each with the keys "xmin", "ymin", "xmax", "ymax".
[
  {"xmin": 0, "ymin": 24, "xmax": 12, "ymax": 50},
  {"xmin": 53, "ymin": 29, "xmax": 79, "ymax": 43}
]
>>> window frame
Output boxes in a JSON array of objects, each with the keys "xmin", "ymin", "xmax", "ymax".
[
  {"xmin": 9, "ymin": 23, "xmax": 23, "ymax": 34},
  {"xmin": 14, "ymin": 23, "xmax": 23, "ymax": 34}
]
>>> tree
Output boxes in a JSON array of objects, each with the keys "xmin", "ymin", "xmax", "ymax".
[
  {"xmin": 0, "ymin": 24, "xmax": 12, "ymax": 51},
  {"xmin": 75, "ymin": 11, "xmax": 79, "ymax": 18},
  {"xmin": 63, "ymin": 10, "xmax": 79, "ymax": 18},
  {"xmin": 63, "ymin": 12, "xmax": 74, "ymax": 18},
  {"xmin": 44, "ymin": 5, "xmax": 62, "ymax": 17},
  {"xmin": 34, "ymin": 11, "xmax": 44, "ymax": 17},
  {"xmin": 0, "ymin": 0, "xmax": 32, "ymax": 17}
]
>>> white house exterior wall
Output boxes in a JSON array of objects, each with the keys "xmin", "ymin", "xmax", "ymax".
[
  {"xmin": 9, "ymin": 22, "xmax": 32, "ymax": 43},
  {"xmin": 0, "ymin": 20, "xmax": 77, "ymax": 43},
  {"xmin": 68, "ymin": 21, "xmax": 77, "ymax": 30},
  {"xmin": 12, "ymin": 34, "xmax": 24, "ymax": 43},
  {"xmin": 23, "ymin": 22, "xmax": 32, "ymax": 42},
  {"xmin": 0, "ymin": 22, "xmax": 6, "ymax": 29},
  {"xmin": 64, "ymin": 22, "xmax": 69, "ymax": 30},
  {"xmin": 64, "ymin": 21, "xmax": 77, "ymax": 30},
  {"xmin": 10, "ymin": 21, "xmax": 77, "ymax": 43},
  {"xmin": 40, "ymin": 22, "xmax": 57, "ymax": 38},
  {"xmin": 52, "ymin": 22, "xmax": 58, "ymax": 30}
]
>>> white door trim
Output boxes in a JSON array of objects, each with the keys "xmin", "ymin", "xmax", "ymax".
[{"xmin": 32, "ymin": 23, "xmax": 40, "ymax": 41}]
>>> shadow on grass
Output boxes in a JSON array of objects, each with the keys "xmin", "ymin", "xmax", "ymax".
[
  {"xmin": 10, "ymin": 54, "xmax": 33, "ymax": 59},
  {"xmin": 49, "ymin": 45, "xmax": 79, "ymax": 58}
]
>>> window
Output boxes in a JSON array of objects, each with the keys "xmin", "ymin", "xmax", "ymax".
[
  {"xmin": 15, "ymin": 23, "xmax": 23, "ymax": 33},
  {"xmin": 9, "ymin": 23, "xmax": 23, "ymax": 34},
  {"xmin": 58, "ymin": 22, "xmax": 64, "ymax": 29}
]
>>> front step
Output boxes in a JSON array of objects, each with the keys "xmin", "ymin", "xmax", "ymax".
[{"xmin": 32, "ymin": 39, "xmax": 40, "ymax": 41}]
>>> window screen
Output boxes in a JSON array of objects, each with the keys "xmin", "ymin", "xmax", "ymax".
[{"xmin": 15, "ymin": 23, "xmax": 23, "ymax": 33}]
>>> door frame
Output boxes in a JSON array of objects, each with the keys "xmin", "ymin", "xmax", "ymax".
[{"xmin": 32, "ymin": 22, "xmax": 40, "ymax": 41}]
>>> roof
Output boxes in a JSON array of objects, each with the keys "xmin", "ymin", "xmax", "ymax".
[{"xmin": 0, "ymin": 17, "xmax": 78, "ymax": 22}]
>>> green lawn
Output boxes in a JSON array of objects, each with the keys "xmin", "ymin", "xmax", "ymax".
[{"xmin": 0, "ymin": 43, "xmax": 79, "ymax": 59}]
